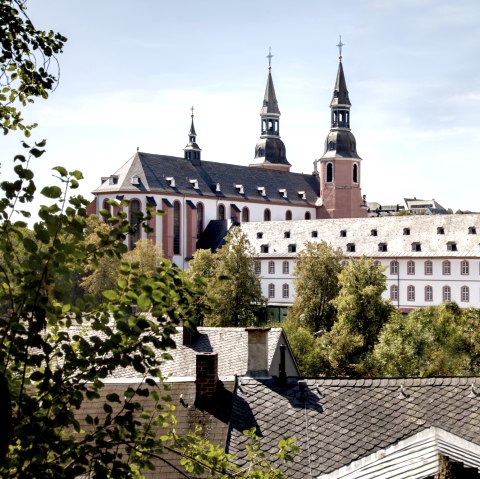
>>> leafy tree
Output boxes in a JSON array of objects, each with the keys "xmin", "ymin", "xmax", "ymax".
[
  {"xmin": 0, "ymin": 0, "xmax": 66, "ymax": 136},
  {"xmin": 188, "ymin": 227, "xmax": 265, "ymax": 327},
  {"xmin": 366, "ymin": 303, "xmax": 480, "ymax": 377},
  {"xmin": 288, "ymin": 241, "xmax": 342, "ymax": 333}
]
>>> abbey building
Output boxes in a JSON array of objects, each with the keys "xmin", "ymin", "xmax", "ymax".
[{"xmin": 90, "ymin": 51, "xmax": 367, "ymax": 268}]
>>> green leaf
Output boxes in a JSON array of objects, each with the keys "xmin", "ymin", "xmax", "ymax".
[
  {"xmin": 102, "ymin": 290, "xmax": 119, "ymax": 301},
  {"xmin": 53, "ymin": 166, "xmax": 68, "ymax": 176},
  {"xmin": 137, "ymin": 293, "xmax": 151, "ymax": 311},
  {"xmin": 22, "ymin": 237, "xmax": 38, "ymax": 252},
  {"xmin": 41, "ymin": 185, "xmax": 62, "ymax": 199}
]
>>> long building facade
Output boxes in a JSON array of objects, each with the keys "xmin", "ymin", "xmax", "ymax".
[
  {"xmin": 90, "ymin": 50, "xmax": 367, "ymax": 269},
  {"xmin": 240, "ymin": 214, "xmax": 480, "ymax": 316}
]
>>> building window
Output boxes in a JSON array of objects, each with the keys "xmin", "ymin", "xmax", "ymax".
[
  {"xmin": 102, "ymin": 198, "xmax": 110, "ymax": 221},
  {"xmin": 390, "ymin": 285, "xmax": 398, "ymax": 301},
  {"xmin": 257, "ymin": 232, "xmax": 263, "ymax": 239},
  {"xmin": 282, "ymin": 284, "xmax": 289, "ymax": 298},
  {"xmin": 285, "ymin": 210, "xmax": 292, "ymax": 221},
  {"xmin": 447, "ymin": 242, "xmax": 457, "ymax": 252},
  {"xmin": 407, "ymin": 285, "xmax": 415, "ymax": 302},
  {"xmin": 468, "ymin": 226, "xmax": 477, "ymax": 234},
  {"xmin": 425, "ymin": 285, "xmax": 433, "ymax": 302},
  {"xmin": 390, "ymin": 260, "xmax": 399, "ymax": 275},
  {"xmin": 461, "ymin": 260, "xmax": 469, "ymax": 275},
  {"xmin": 374, "ymin": 260, "xmax": 381, "ymax": 267},
  {"xmin": 284, "ymin": 231, "xmax": 290, "ymax": 238},
  {"xmin": 242, "ymin": 207, "xmax": 249, "ymax": 223},
  {"xmin": 218, "ymin": 204, "xmax": 225, "ymax": 220},
  {"xmin": 424, "ymin": 261, "xmax": 433, "ymax": 275},
  {"xmin": 264, "ymin": 209, "xmax": 271, "ymax": 221},
  {"xmin": 411, "ymin": 242, "xmax": 421, "ymax": 252},
  {"xmin": 305, "ymin": 212, "xmax": 311, "ymax": 220},
  {"xmin": 340, "ymin": 229, "xmax": 347, "ymax": 237},
  {"xmin": 437, "ymin": 227, "xmax": 445, "ymax": 235},
  {"xmin": 346, "ymin": 243, "xmax": 355, "ymax": 252},
  {"xmin": 196, "ymin": 202, "xmax": 204, "ymax": 237},
  {"xmin": 311, "ymin": 230, "xmax": 318, "ymax": 238},
  {"xmin": 443, "ymin": 286, "xmax": 451, "ymax": 302},
  {"xmin": 282, "ymin": 261, "xmax": 289, "ymax": 274},
  {"xmin": 268, "ymin": 261, "xmax": 275, "ymax": 274},
  {"xmin": 371, "ymin": 229, "xmax": 378, "ymax": 236},
  {"xmin": 378, "ymin": 243, "xmax": 387, "ymax": 252},
  {"xmin": 288, "ymin": 244, "xmax": 296, "ymax": 253},
  {"xmin": 403, "ymin": 228, "xmax": 410, "ymax": 235},
  {"xmin": 407, "ymin": 260, "xmax": 415, "ymax": 275},
  {"xmin": 173, "ymin": 201, "xmax": 181, "ymax": 255},
  {"xmin": 442, "ymin": 260, "xmax": 451, "ymax": 275},
  {"xmin": 353, "ymin": 163, "xmax": 358, "ymax": 183},
  {"xmin": 326, "ymin": 162, "xmax": 333, "ymax": 182},
  {"xmin": 461, "ymin": 286, "xmax": 470, "ymax": 302},
  {"xmin": 268, "ymin": 283, "xmax": 275, "ymax": 299},
  {"xmin": 254, "ymin": 261, "xmax": 261, "ymax": 275},
  {"xmin": 129, "ymin": 199, "xmax": 142, "ymax": 249},
  {"xmin": 260, "ymin": 244, "xmax": 269, "ymax": 253}
]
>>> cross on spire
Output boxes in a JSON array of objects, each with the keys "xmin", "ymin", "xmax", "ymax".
[
  {"xmin": 190, "ymin": 106, "xmax": 194, "ymax": 118},
  {"xmin": 337, "ymin": 35, "xmax": 344, "ymax": 61},
  {"xmin": 267, "ymin": 47, "xmax": 273, "ymax": 71}
]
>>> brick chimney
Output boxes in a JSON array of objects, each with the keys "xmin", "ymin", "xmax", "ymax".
[
  {"xmin": 195, "ymin": 352, "xmax": 218, "ymax": 401},
  {"xmin": 245, "ymin": 327, "xmax": 271, "ymax": 378}
]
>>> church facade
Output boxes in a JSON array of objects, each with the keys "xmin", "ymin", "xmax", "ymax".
[{"xmin": 90, "ymin": 51, "xmax": 367, "ymax": 269}]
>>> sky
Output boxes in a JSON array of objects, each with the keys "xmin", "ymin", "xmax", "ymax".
[{"xmin": 3, "ymin": 0, "xmax": 480, "ymax": 219}]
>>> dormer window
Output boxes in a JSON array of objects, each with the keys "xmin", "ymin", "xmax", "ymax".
[
  {"xmin": 288, "ymin": 244, "xmax": 296, "ymax": 253},
  {"xmin": 340, "ymin": 230, "xmax": 347, "ymax": 237},
  {"xmin": 109, "ymin": 175, "xmax": 119, "ymax": 185},
  {"xmin": 378, "ymin": 243, "xmax": 387, "ymax": 252},
  {"xmin": 284, "ymin": 231, "xmax": 290, "ymax": 239},
  {"xmin": 298, "ymin": 191, "xmax": 306, "ymax": 200},
  {"xmin": 215, "ymin": 183, "xmax": 221, "ymax": 192},
  {"xmin": 437, "ymin": 227, "xmax": 444, "ymax": 235},
  {"xmin": 235, "ymin": 184, "xmax": 244, "ymax": 195},
  {"xmin": 278, "ymin": 188, "xmax": 287, "ymax": 198},
  {"xmin": 131, "ymin": 175, "xmax": 140, "ymax": 185},
  {"xmin": 166, "ymin": 176, "xmax": 176, "ymax": 188},
  {"xmin": 189, "ymin": 179, "xmax": 199, "ymax": 189},
  {"xmin": 469, "ymin": 226, "xmax": 477, "ymax": 234},
  {"xmin": 257, "ymin": 232, "xmax": 263, "ymax": 239},
  {"xmin": 257, "ymin": 186, "xmax": 266, "ymax": 196},
  {"xmin": 260, "ymin": 244, "xmax": 269, "ymax": 253},
  {"xmin": 447, "ymin": 241, "xmax": 457, "ymax": 252},
  {"xmin": 412, "ymin": 242, "xmax": 421, "ymax": 252},
  {"xmin": 311, "ymin": 231, "xmax": 318, "ymax": 238},
  {"xmin": 371, "ymin": 229, "xmax": 378, "ymax": 237},
  {"xmin": 346, "ymin": 243, "xmax": 355, "ymax": 252},
  {"xmin": 403, "ymin": 228, "xmax": 410, "ymax": 235}
]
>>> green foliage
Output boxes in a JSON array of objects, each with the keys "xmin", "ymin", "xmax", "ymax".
[
  {"xmin": 0, "ymin": 0, "xmax": 67, "ymax": 136},
  {"xmin": 367, "ymin": 303, "xmax": 480, "ymax": 377},
  {"xmin": 288, "ymin": 241, "xmax": 342, "ymax": 333},
  {"xmin": 188, "ymin": 228, "xmax": 265, "ymax": 327}
]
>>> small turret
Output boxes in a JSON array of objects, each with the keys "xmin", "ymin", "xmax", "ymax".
[{"xmin": 184, "ymin": 106, "xmax": 202, "ymax": 165}]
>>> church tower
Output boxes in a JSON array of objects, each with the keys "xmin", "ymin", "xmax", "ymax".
[
  {"xmin": 184, "ymin": 107, "xmax": 202, "ymax": 166},
  {"xmin": 317, "ymin": 38, "xmax": 367, "ymax": 219},
  {"xmin": 249, "ymin": 48, "xmax": 291, "ymax": 172}
]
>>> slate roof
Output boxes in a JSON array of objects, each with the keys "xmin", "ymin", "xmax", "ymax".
[
  {"xmin": 240, "ymin": 214, "xmax": 480, "ymax": 257},
  {"xmin": 93, "ymin": 152, "xmax": 319, "ymax": 205},
  {"xmin": 227, "ymin": 377, "xmax": 480, "ymax": 478}
]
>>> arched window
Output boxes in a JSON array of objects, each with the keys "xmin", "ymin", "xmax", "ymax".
[
  {"xmin": 424, "ymin": 261, "xmax": 433, "ymax": 275},
  {"xmin": 443, "ymin": 286, "xmax": 451, "ymax": 302},
  {"xmin": 254, "ymin": 261, "xmax": 261, "ymax": 275},
  {"xmin": 390, "ymin": 285, "xmax": 398, "ymax": 301},
  {"xmin": 442, "ymin": 260, "xmax": 451, "ymax": 275},
  {"xmin": 268, "ymin": 261, "xmax": 275, "ymax": 274},
  {"xmin": 218, "ymin": 204, "xmax": 225, "ymax": 220},
  {"xmin": 461, "ymin": 286, "xmax": 470, "ymax": 302},
  {"xmin": 425, "ymin": 285, "xmax": 433, "ymax": 302},
  {"xmin": 461, "ymin": 260, "xmax": 469, "ymax": 275},
  {"xmin": 282, "ymin": 284, "xmax": 289, "ymax": 298},
  {"xmin": 407, "ymin": 285, "xmax": 415, "ymax": 302},
  {"xmin": 173, "ymin": 201, "xmax": 181, "ymax": 255},
  {"xmin": 196, "ymin": 202, "xmax": 204, "ymax": 237},
  {"xmin": 407, "ymin": 260, "xmax": 415, "ymax": 275},
  {"xmin": 305, "ymin": 211, "xmax": 311, "ymax": 220},
  {"xmin": 285, "ymin": 210, "xmax": 292, "ymax": 221},
  {"xmin": 282, "ymin": 261, "xmax": 289, "ymax": 274},
  {"xmin": 102, "ymin": 198, "xmax": 110, "ymax": 222},
  {"xmin": 390, "ymin": 260, "xmax": 398, "ymax": 275},
  {"xmin": 268, "ymin": 284, "xmax": 275, "ymax": 299},
  {"xmin": 264, "ymin": 209, "xmax": 271, "ymax": 221},
  {"xmin": 129, "ymin": 199, "xmax": 141, "ymax": 249},
  {"xmin": 326, "ymin": 162, "xmax": 333, "ymax": 183},
  {"xmin": 242, "ymin": 207, "xmax": 249, "ymax": 223},
  {"xmin": 353, "ymin": 163, "xmax": 358, "ymax": 183}
]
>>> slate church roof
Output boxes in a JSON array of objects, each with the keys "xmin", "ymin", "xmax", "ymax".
[
  {"xmin": 227, "ymin": 377, "xmax": 480, "ymax": 478},
  {"xmin": 93, "ymin": 152, "xmax": 319, "ymax": 205}
]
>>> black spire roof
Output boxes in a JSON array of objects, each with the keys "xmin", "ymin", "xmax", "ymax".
[
  {"xmin": 261, "ymin": 71, "xmax": 281, "ymax": 116},
  {"xmin": 330, "ymin": 60, "xmax": 351, "ymax": 107}
]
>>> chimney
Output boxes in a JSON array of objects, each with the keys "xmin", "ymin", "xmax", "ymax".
[
  {"xmin": 195, "ymin": 352, "xmax": 218, "ymax": 401},
  {"xmin": 245, "ymin": 327, "xmax": 271, "ymax": 378},
  {"xmin": 182, "ymin": 325, "xmax": 197, "ymax": 346},
  {"xmin": 279, "ymin": 344, "xmax": 287, "ymax": 385}
]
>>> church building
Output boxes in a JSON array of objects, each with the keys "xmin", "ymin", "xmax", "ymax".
[{"xmin": 90, "ymin": 47, "xmax": 367, "ymax": 268}]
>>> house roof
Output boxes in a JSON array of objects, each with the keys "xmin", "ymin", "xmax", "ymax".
[
  {"xmin": 93, "ymin": 152, "xmax": 319, "ymax": 205},
  {"xmin": 240, "ymin": 214, "xmax": 480, "ymax": 257},
  {"xmin": 227, "ymin": 377, "xmax": 480, "ymax": 478}
]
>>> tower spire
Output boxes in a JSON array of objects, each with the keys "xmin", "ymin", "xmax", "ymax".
[{"xmin": 184, "ymin": 106, "xmax": 201, "ymax": 164}]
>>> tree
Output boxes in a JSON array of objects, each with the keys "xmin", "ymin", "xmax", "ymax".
[
  {"xmin": 287, "ymin": 241, "xmax": 342, "ymax": 333},
  {"xmin": 366, "ymin": 303, "xmax": 480, "ymax": 377},
  {"xmin": 188, "ymin": 227, "xmax": 265, "ymax": 327},
  {"xmin": 0, "ymin": 0, "xmax": 66, "ymax": 136}
]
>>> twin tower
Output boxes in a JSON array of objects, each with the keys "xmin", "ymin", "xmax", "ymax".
[{"xmin": 249, "ymin": 45, "xmax": 366, "ymax": 219}]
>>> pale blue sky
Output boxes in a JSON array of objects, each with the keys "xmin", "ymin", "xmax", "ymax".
[{"xmin": 4, "ymin": 0, "xmax": 480, "ymax": 216}]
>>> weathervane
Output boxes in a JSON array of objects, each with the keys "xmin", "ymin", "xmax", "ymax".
[
  {"xmin": 337, "ymin": 35, "xmax": 344, "ymax": 61},
  {"xmin": 267, "ymin": 47, "xmax": 273, "ymax": 71}
]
